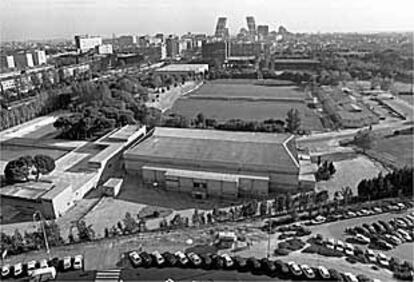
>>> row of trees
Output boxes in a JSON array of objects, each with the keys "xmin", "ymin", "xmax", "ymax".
[
  {"xmin": 0, "ymin": 222, "xmax": 63, "ymax": 256},
  {"xmin": 4, "ymin": 155, "xmax": 55, "ymax": 184},
  {"xmin": 161, "ymin": 108, "xmax": 302, "ymax": 134},
  {"xmin": 357, "ymin": 167, "xmax": 413, "ymax": 200},
  {"xmin": 315, "ymin": 160, "xmax": 336, "ymax": 181}
]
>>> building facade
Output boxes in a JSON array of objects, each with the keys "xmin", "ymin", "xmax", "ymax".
[{"xmin": 75, "ymin": 35, "xmax": 103, "ymax": 53}]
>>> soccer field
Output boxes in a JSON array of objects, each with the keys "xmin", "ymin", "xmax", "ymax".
[{"xmin": 170, "ymin": 81, "xmax": 324, "ymax": 131}]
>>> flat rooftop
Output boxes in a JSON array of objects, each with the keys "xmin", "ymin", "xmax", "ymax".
[
  {"xmin": 0, "ymin": 181, "xmax": 53, "ymax": 200},
  {"xmin": 125, "ymin": 127, "xmax": 299, "ymax": 172},
  {"xmin": 156, "ymin": 64, "xmax": 208, "ymax": 73}
]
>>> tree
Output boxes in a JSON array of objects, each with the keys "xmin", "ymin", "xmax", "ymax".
[
  {"xmin": 353, "ymin": 129, "xmax": 374, "ymax": 153},
  {"xmin": 285, "ymin": 108, "xmax": 301, "ymax": 133},
  {"xmin": 340, "ymin": 186, "xmax": 353, "ymax": 206},
  {"xmin": 4, "ymin": 159, "xmax": 31, "ymax": 183},
  {"xmin": 123, "ymin": 212, "xmax": 138, "ymax": 233},
  {"xmin": 33, "ymin": 155, "xmax": 56, "ymax": 181},
  {"xmin": 76, "ymin": 220, "xmax": 95, "ymax": 242},
  {"xmin": 194, "ymin": 112, "xmax": 206, "ymax": 128}
]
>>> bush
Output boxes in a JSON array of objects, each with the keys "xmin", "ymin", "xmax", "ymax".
[
  {"xmin": 302, "ymin": 245, "xmax": 319, "ymax": 254},
  {"xmin": 274, "ymin": 248, "xmax": 290, "ymax": 256},
  {"xmin": 318, "ymin": 247, "xmax": 344, "ymax": 257}
]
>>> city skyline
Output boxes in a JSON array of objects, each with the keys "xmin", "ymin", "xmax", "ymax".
[{"xmin": 1, "ymin": 0, "xmax": 414, "ymax": 42}]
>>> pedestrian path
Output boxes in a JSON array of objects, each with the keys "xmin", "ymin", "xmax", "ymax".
[{"xmin": 95, "ymin": 269, "xmax": 122, "ymax": 282}]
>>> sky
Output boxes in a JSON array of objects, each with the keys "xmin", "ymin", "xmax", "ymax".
[{"xmin": 1, "ymin": 0, "xmax": 413, "ymax": 41}]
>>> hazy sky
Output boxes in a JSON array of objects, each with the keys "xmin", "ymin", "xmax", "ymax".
[{"xmin": 1, "ymin": 0, "xmax": 413, "ymax": 41}]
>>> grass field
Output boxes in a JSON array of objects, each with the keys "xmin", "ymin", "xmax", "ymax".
[
  {"xmin": 190, "ymin": 82, "xmax": 305, "ymax": 99},
  {"xmin": 370, "ymin": 134, "xmax": 413, "ymax": 168},
  {"xmin": 170, "ymin": 81, "xmax": 324, "ymax": 131},
  {"xmin": 399, "ymin": 94, "xmax": 414, "ymax": 105}
]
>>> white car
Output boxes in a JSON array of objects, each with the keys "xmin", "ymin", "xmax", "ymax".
[
  {"xmin": 300, "ymin": 264, "xmax": 315, "ymax": 279},
  {"xmin": 397, "ymin": 229, "xmax": 412, "ymax": 241},
  {"xmin": 287, "ymin": 261, "xmax": 303, "ymax": 276},
  {"xmin": 355, "ymin": 234, "xmax": 370, "ymax": 244},
  {"xmin": 346, "ymin": 211, "xmax": 357, "ymax": 218},
  {"xmin": 311, "ymin": 215, "xmax": 326, "ymax": 225},
  {"xmin": 221, "ymin": 254, "xmax": 234, "ymax": 268},
  {"xmin": 344, "ymin": 272, "xmax": 359, "ymax": 282},
  {"xmin": 39, "ymin": 259, "xmax": 48, "ymax": 269},
  {"xmin": 1, "ymin": 264, "xmax": 10, "ymax": 278},
  {"xmin": 152, "ymin": 251, "xmax": 165, "ymax": 266},
  {"xmin": 27, "ymin": 260, "xmax": 37, "ymax": 276},
  {"xmin": 372, "ymin": 207, "xmax": 383, "ymax": 214},
  {"xmin": 318, "ymin": 266, "xmax": 330, "ymax": 279},
  {"xmin": 377, "ymin": 253, "xmax": 389, "ymax": 267},
  {"xmin": 187, "ymin": 252, "xmax": 202, "ymax": 266},
  {"xmin": 174, "ymin": 251, "xmax": 189, "ymax": 266},
  {"xmin": 325, "ymin": 238, "xmax": 335, "ymax": 249},
  {"xmin": 335, "ymin": 240, "xmax": 345, "ymax": 252},
  {"xmin": 344, "ymin": 243, "xmax": 354, "ymax": 256},
  {"xmin": 359, "ymin": 209, "xmax": 370, "ymax": 216},
  {"xmin": 73, "ymin": 255, "xmax": 83, "ymax": 270},
  {"xmin": 63, "ymin": 256, "xmax": 72, "ymax": 270},
  {"xmin": 396, "ymin": 203, "xmax": 406, "ymax": 209},
  {"xmin": 13, "ymin": 263, "xmax": 23, "ymax": 277},
  {"xmin": 366, "ymin": 249, "xmax": 377, "ymax": 263}
]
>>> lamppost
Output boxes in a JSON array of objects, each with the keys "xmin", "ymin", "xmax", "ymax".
[{"xmin": 33, "ymin": 210, "xmax": 50, "ymax": 258}]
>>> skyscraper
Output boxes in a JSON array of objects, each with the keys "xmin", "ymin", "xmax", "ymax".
[
  {"xmin": 215, "ymin": 17, "xmax": 227, "ymax": 38},
  {"xmin": 257, "ymin": 25, "xmax": 269, "ymax": 40},
  {"xmin": 246, "ymin": 16, "xmax": 256, "ymax": 36}
]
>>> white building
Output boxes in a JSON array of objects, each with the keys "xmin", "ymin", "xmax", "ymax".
[
  {"xmin": 75, "ymin": 35, "xmax": 103, "ymax": 52},
  {"xmin": 32, "ymin": 50, "xmax": 47, "ymax": 65},
  {"xmin": 97, "ymin": 44, "xmax": 113, "ymax": 55}
]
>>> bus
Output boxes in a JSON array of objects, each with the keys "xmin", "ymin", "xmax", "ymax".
[{"xmin": 29, "ymin": 267, "xmax": 56, "ymax": 282}]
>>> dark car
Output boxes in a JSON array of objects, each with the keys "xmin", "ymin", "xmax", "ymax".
[
  {"xmin": 200, "ymin": 254, "xmax": 213, "ymax": 269},
  {"xmin": 274, "ymin": 259, "xmax": 290, "ymax": 276},
  {"xmin": 378, "ymin": 220, "xmax": 393, "ymax": 233},
  {"xmin": 372, "ymin": 222, "xmax": 386, "ymax": 234},
  {"xmin": 139, "ymin": 251, "xmax": 153, "ymax": 267},
  {"xmin": 329, "ymin": 268, "xmax": 344, "ymax": 282},
  {"xmin": 260, "ymin": 258, "xmax": 276, "ymax": 276},
  {"xmin": 233, "ymin": 256, "xmax": 248, "ymax": 272},
  {"xmin": 210, "ymin": 254, "xmax": 224, "ymax": 269},
  {"xmin": 247, "ymin": 257, "xmax": 261, "ymax": 273},
  {"xmin": 162, "ymin": 252, "xmax": 178, "ymax": 266},
  {"xmin": 48, "ymin": 257, "xmax": 60, "ymax": 271}
]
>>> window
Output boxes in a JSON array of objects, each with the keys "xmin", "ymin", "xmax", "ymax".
[{"xmin": 193, "ymin": 182, "xmax": 207, "ymax": 189}]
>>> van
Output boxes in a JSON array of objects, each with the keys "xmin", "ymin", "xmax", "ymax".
[{"xmin": 29, "ymin": 267, "xmax": 56, "ymax": 282}]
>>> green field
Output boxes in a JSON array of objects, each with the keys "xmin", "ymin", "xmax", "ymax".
[
  {"xmin": 371, "ymin": 134, "xmax": 413, "ymax": 168},
  {"xmin": 191, "ymin": 82, "xmax": 305, "ymax": 99},
  {"xmin": 170, "ymin": 81, "xmax": 324, "ymax": 131}
]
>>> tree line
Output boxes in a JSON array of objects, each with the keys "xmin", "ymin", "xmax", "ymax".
[
  {"xmin": 357, "ymin": 167, "xmax": 413, "ymax": 200},
  {"xmin": 161, "ymin": 108, "xmax": 302, "ymax": 134}
]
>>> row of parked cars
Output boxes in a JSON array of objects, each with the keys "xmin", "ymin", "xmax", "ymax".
[
  {"xmin": 1, "ymin": 254, "xmax": 83, "ymax": 280},
  {"xmin": 323, "ymin": 238, "xmax": 391, "ymax": 268},
  {"xmin": 128, "ymin": 250, "xmax": 375, "ymax": 281},
  {"xmin": 309, "ymin": 202, "xmax": 411, "ymax": 225},
  {"xmin": 348, "ymin": 211, "xmax": 414, "ymax": 250}
]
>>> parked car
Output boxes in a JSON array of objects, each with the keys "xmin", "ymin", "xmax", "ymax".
[
  {"xmin": 152, "ymin": 251, "xmax": 165, "ymax": 266},
  {"xmin": 318, "ymin": 265, "xmax": 331, "ymax": 279},
  {"xmin": 39, "ymin": 259, "xmax": 48, "ymax": 269},
  {"xmin": 392, "ymin": 232, "xmax": 406, "ymax": 242},
  {"xmin": 301, "ymin": 264, "xmax": 316, "ymax": 279},
  {"xmin": 63, "ymin": 256, "xmax": 72, "ymax": 270},
  {"xmin": 139, "ymin": 252, "xmax": 153, "ymax": 266},
  {"xmin": 362, "ymin": 223, "xmax": 376, "ymax": 234},
  {"xmin": 397, "ymin": 229, "xmax": 412, "ymax": 241},
  {"xmin": 395, "ymin": 219, "xmax": 408, "ymax": 228},
  {"xmin": 335, "ymin": 240, "xmax": 345, "ymax": 252},
  {"xmin": 377, "ymin": 240, "xmax": 393, "ymax": 250},
  {"xmin": 187, "ymin": 252, "xmax": 202, "ymax": 267},
  {"xmin": 27, "ymin": 260, "xmax": 37, "ymax": 276},
  {"xmin": 344, "ymin": 243, "xmax": 354, "ymax": 256},
  {"xmin": 129, "ymin": 251, "xmax": 143, "ymax": 267},
  {"xmin": 377, "ymin": 253, "xmax": 390, "ymax": 267},
  {"xmin": 355, "ymin": 234, "xmax": 370, "ymax": 244},
  {"xmin": 344, "ymin": 272, "xmax": 358, "ymax": 282},
  {"xmin": 372, "ymin": 222, "xmax": 386, "ymax": 233},
  {"xmin": 246, "ymin": 257, "xmax": 261, "ymax": 272},
  {"xmin": 366, "ymin": 249, "xmax": 377, "ymax": 263},
  {"xmin": 311, "ymin": 215, "xmax": 326, "ymax": 225},
  {"xmin": 396, "ymin": 203, "xmax": 406, "ymax": 210},
  {"xmin": 48, "ymin": 257, "xmax": 60, "ymax": 271},
  {"xmin": 211, "ymin": 254, "xmax": 224, "ymax": 269},
  {"xmin": 399, "ymin": 217, "xmax": 413, "ymax": 227},
  {"xmin": 346, "ymin": 211, "xmax": 357, "ymax": 218},
  {"xmin": 175, "ymin": 251, "xmax": 189, "ymax": 266},
  {"xmin": 233, "ymin": 256, "xmax": 247, "ymax": 272},
  {"xmin": 1, "ymin": 264, "xmax": 10, "ymax": 279},
  {"xmin": 287, "ymin": 261, "xmax": 303, "ymax": 276},
  {"xmin": 372, "ymin": 207, "xmax": 383, "ymax": 214},
  {"xmin": 163, "ymin": 252, "xmax": 178, "ymax": 266},
  {"xmin": 260, "ymin": 258, "xmax": 276, "ymax": 274},
  {"xmin": 13, "ymin": 263, "xmax": 23, "ymax": 277},
  {"xmin": 199, "ymin": 254, "xmax": 212, "ymax": 269},
  {"xmin": 73, "ymin": 255, "xmax": 83, "ymax": 270},
  {"xmin": 384, "ymin": 234, "xmax": 401, "ymax": 245},
  {"xmin": 378, "ymin": 220, "xmax": 393, "ymax": 232},
  {"xmin": 221, "ymin": 254, "xmax": 234, "ymax": 269},
  {"xmin": 325, "ymin": 238, "xmax": 335, "ymax": 249}
]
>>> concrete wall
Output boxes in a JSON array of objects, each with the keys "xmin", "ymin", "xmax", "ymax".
[{"xmin": 239, "ymin": 177, "xmax": 269, "ymax": 197}]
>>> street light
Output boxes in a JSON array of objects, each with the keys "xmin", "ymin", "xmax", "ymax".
[{"xmin": 33, "ymin": 210, "xmax": 50, "ymax": 258}]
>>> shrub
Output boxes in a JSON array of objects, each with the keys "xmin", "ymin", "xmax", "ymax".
[
  {"xmin": 274, "ymin": 248, "xmax": 290, "ymax": 256},
  {"xmin": 302, "ymin": 245, "xmax": 319, "ymax": 254}
]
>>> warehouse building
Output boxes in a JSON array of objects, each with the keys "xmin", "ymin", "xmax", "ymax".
[{"xmin": 124, "ymin": 127, "xmax": 304, "ymax": 199}]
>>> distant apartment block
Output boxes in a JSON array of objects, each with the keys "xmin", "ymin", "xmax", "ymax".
[
  {"xmin": 166, "ymin": 36, "xmax": 180, "ymax": 58},
  {"xmin": 75, "ymin": 35, "xmax": 103, "ymax": 53},
  {"xmin": 14, "ymin": 53, "xmax": 34, "ymax": 68},
  {"xmin": 32, "ymin": 50, "xmax": 47, "ymax": 65},
  {"xmin": 0, "ymin": 55, "xmax": 16, "ymax": 70},
  {"xmin": 215, "ymin": 17, "xmax": 228, "ymax": 38},
  {"xmin": 97, "ymin": 44, "xmax": 113, "ymax": 55}
]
